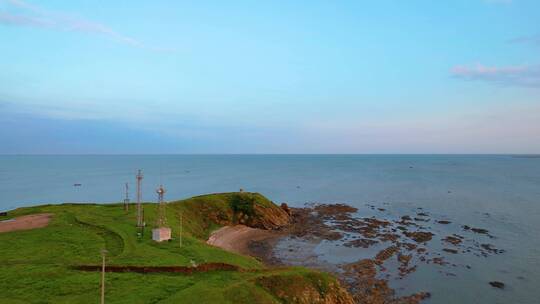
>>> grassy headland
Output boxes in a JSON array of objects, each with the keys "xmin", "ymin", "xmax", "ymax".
[{"xmin": 0, "ymin": 192, "xmax": 353, "ymax": 304}]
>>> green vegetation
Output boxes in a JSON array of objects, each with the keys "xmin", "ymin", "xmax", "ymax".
[{"xmin": 0, "ymin": 192, "xmax": 350, "ymax": 304}]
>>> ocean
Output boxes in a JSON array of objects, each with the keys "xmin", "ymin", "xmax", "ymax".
[{"xmin": 1, "ymin": 154, "xmax": 539, "ymax": 303}]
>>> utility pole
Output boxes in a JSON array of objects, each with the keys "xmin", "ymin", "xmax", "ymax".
[
  {"xmin": 136, "ymin": 170, "xmax": 144, "ymax": 227},
  {"xmin": 100, "ymin": 249, "xmax": 108, "ymax": 304}
]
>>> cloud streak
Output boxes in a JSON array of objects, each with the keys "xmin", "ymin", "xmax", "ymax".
[
  {"xmin": 0, "ymin": 0, "xmax": 170, "ymax": 51},
  {"xmin": 509, "ymin": 34, "xmax": 540, "ymax": 46},
  {"xmin": 451, "ymin": 64, "xmax": 540, "ymax": 88}
]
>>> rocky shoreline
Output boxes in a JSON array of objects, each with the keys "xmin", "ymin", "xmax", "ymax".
[{"xmin": 243, "ymin": 202, "xmax": 505, "ymax": 304}]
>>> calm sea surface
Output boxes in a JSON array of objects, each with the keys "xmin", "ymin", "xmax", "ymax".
[{"xmin": 1, "ymin": 155, "xmax": 539, "ymax": 303}]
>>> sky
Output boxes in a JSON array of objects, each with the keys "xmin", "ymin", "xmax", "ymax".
[{"xmin": 1, "ymin": 0, "xmax": 539, "ymax": 154}]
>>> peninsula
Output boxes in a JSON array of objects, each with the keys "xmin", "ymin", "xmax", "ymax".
[{"xmin": 0, "ymin": 192, "xmax": 354, "ymax": 304}]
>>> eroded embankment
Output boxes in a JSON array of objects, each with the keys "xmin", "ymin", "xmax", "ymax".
[{"xmin": 73, "ymin": 263, "xmax": 241, "ymax": 274}]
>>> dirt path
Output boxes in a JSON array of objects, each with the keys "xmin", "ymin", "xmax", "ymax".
[
  {"xmin": 0, "ymin": 213, "xmax": 53, "ymax": 233},
  {"xmin": 207, "ymin": 225, "xmax": 278, "ymax": 256}
]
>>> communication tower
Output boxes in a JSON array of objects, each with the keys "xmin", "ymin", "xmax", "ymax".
[
  {"xmin": 152, "ymin": 184, "xmax": 171, "ymax": 242},
  {"xmin": 136, "ymin": 170, "xmax": 144, "ymax": 227},
  {"xmin": 123, "ymin": 182, "xmax": 130, "ymax": 212}
]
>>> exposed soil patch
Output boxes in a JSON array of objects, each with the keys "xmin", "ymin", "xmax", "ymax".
[{"xmin": 0, "ymin": 213, "xmax": 53, "ymax": 233}]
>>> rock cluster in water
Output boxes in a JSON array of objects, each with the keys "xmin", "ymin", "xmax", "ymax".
[{"xmin": 270, "ymin": 203, "xmax": 506, "ymax": 304}]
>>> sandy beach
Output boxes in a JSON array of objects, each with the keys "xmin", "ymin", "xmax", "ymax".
[{"xmin": 207, "ymin": 225, "xmax": 279, "ymax": 256}]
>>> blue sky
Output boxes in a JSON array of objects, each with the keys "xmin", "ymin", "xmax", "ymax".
[{"xmin": 1, "ymin": 0, "xmax": 539, "ymax": 153}]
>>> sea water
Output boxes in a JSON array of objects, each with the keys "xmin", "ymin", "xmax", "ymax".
[{"xmin": 0, "ymin": 155, "xmax": 539, "ymax": 303}]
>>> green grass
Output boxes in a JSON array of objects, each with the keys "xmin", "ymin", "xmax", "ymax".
[{"xmin": 0, "ymin": 192, "xmax": 344, "ymax": 304}]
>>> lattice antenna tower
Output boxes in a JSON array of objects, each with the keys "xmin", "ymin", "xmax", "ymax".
[
  {"xmin": 136, "ymin": 170, "xmax": 144, "ymax": 227},
  {"xmin": 156, "ymin": 185, "xmax": 167, "ymax": 227},
  {"xmin": 123, "ymin": 182, "xmax": 130, "ymax": 212}
]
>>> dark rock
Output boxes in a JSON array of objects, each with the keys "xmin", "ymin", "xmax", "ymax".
[
  {"xmin": 480, "ymin": 243, "xmax": 504, "ymax": 254},
  {"xmin": 404, "ymin": 231, "xmax": 434, "ymax": 243},
  {"xmin": 343, "ymin": 238, "xmax": 379, "ymax": 248},
  {"xmin": 375, "ymin": 246, "xmax": 400, "ymax": 265},
  {"xmin": 280, "ymin": 203, "xmax": 292, "ymax": 216},
  {"xmin": 471, "ymin": 227, "xmax": 489, "ymax": 234},
  {"xmin": 489, "ymin": 281, "xmax": 505, "ymax": 289},
  {"xmin": 443, "ymin": 248, "xmax": 458, "ymax": 254},
  {"xmin": 443, "ymin": 236, "xmax": 462, "ymax": 245},
  {"xmin": 430, "ymin": 257, "xmax": 447, "ymax": 265}
]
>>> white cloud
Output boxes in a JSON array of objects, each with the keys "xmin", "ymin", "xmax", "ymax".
[
  {"xmin": 0, "ymin": 0, "xmax": 171, "ymax": 51},
  {"xmin": 451, "ymin": 64, "xmax": 540, "ymax": 88},
  {"xmin": 509, "ymin": 34, "xmax": 540, "ymax": 46}
]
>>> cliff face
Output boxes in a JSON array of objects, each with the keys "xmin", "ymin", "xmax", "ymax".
[
  {"xmin": 256, "ymin": 272, "xmax": 355, "ymax": 304},
  {"xmin": 250, "ymin": 201, "xmax": 290, "ymax": 229},
  {"xmin": 229, "ymin": 192, "xmax": 290, "ymax": 229},
  {"xmin": 181, "ymin": 192, "xmax": 290, "ymax": 237},
  {"xmin": 177, "ymin": 192, "xmax": 356, "ymax": 303}
]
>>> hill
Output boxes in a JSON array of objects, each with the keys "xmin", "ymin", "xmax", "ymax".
[{"xmin": 0, "ymin": 192, "xmax": 353, "ymax": 304}]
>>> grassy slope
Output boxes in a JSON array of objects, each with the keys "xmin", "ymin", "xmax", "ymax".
[{"xmin": 0, "ymin": 192, "xmax": 341, "ymax": 304}]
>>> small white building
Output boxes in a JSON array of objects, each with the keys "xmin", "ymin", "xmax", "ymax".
[{"xmin": 152, "ymin": 227, "xmax": 172, "ymax": 242}]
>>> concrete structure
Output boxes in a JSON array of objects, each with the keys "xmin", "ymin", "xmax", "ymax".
[{"xmin": 152, "ymin": 227, "xmax": 172, "ymax": 242}]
